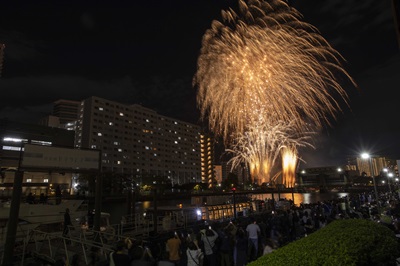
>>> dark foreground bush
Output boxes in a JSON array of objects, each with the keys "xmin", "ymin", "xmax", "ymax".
[{"xmin": 249, "ymin": 219, "xmax": 400, "ymax": 266}]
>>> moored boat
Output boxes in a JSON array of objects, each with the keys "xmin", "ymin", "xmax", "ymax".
[{"xmin": 0, "ymin": 198, "xmax": 88, "ymax": 244}]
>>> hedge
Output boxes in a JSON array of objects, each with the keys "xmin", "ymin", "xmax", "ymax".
[{"xmin": 248, "ymin": 219, "xmax": 400, "ymax": 266}]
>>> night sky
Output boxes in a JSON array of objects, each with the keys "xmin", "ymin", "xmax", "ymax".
[{"xmin": 1, "ymin": 0, "xmax": 399, "ymax": 167}]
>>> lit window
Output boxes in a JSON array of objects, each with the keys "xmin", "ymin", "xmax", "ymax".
[
  {"xmin": 3, "ymin": 137, "xmax": 28, "ymax": 143},
  {"xmin": 174, "ymin": 141, "xmax": 178, "ymax": 144},
  {"xmin": 91, "ymin": 145, "xmax": 97, "ymax": 149},
  {"xmin": 109, "ymin": 122, "xmax": 113, "ymax": 126},
  {"xmin": 117, "ymin": 161, "xmax": 121, "ymax": 165},
  {"xmin": 146, "ymin": 119, "xmax": 150, "ymax": 122},
  {"xmin": 2, "ymin": 146, "xmax": 21, "ymax": 151},
  {"xmin": 119, "ymin": 112, "xmax": 124, "ymax": 116},
  {"xmin": 44, "ymin": 179, "xmax": 49, "ymax": 183},
  {"xmin": 99, "ymin": 107, "xmax": 104, "ymax": 111},
  {"xmin": 97, "ymin": 133, "xmax": 102, "ymax": 136},
  {"xmin": 145, "ymin": 146, "xmax": 149, "ymax": 150},
  {"xmin": 26, "ymin": 179, "xmax": 32, "ymax": 183},
  {"xmin": 31, "ymin": 140, "xmax": 52, "ymax": 146},
  {"xmin": 118, "ymin": 149, "xmax": 122, "ymax": 152}
]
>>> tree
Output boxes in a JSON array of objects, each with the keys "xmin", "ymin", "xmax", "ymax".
[{"xmin": 222, "ymin": 172, "xmax": 239, "ymax": 190}]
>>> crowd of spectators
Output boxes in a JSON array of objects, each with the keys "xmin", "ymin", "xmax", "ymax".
[{"xmin": 104, "ymin": 189, "xmax": 400, "ymax": 266}]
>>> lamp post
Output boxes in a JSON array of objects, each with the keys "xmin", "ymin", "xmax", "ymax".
[
  {"xmin": 232, "ymin": 187, "xmax": 237, "ymax": 220},
  {"xmin": 361, "ymin": 153, "xmax": 379, "ymax": 206},
  {"xmin": 383, "ymin": 168, "xmax": 393, "ymax": 195}
]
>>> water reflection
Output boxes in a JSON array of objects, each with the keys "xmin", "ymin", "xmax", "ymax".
[{"xmin": 250, "ymin": 192, "xmax": 349, "ymax": 205}]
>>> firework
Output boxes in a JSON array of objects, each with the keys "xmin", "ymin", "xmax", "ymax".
[
  {"xmin": 281, "ymin": 146, "xmax": 299, "ymax": 188},
  {"xmin": 194, "ymin": 0, "xmax": 355, "ymax": 185},
  {"xmin": 226, "ymin": 120, "xmax": 313, "ymax": 184},
  {"xmin": 194, "ymin": 0, "xmax": 355, "ymax": 141}
]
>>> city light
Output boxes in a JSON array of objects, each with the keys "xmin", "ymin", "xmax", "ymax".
[{"xmin": 361, "ymin": 153, "xmax": 379, "ymax": 205}]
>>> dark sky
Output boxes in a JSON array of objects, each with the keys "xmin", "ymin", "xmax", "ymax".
[{"xmin": 0, "ymin": 0, "xmax": 399, "ymax": 167}]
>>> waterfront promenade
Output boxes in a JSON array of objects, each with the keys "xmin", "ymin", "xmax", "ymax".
[{"xmin": 19, "ymin": 187, "xmax": 400, "ymax": 265}]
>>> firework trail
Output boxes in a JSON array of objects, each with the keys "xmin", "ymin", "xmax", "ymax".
[
  {"xmin": 281, "ymin": 146, "xmax": 299, "ymax": 188},
  {"xmin": 226, "ymin": 120, "xmax": 313, "ymax": 184},
  {"xmin": 194, "ymin": 0, "xmax": 355, "ymax": 141},
  {"xmin": 194, "ymin": 0, "xmax": 355, "ymax": 184}
]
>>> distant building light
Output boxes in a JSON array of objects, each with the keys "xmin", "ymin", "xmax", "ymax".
[
  {"xmin": 31, "ymin": 140, "xmax": 52, "ymax": 146},
  {"xmin": 26, "ymin": 179, "xmax": 32, "ymax": 183},
  {"xmin": 3, "ymin": 137, "xmax": 27, "ymax": 143},
  {"xmin": 2, "ymin": 146, "xmax": 21, "ymax": 151},
  {"xmin": 44, "ymin": 179, "xmax": 49, "ymax": 183}
]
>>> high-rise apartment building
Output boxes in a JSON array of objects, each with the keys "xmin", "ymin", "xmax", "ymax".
[
  {"xmin": 75, "ymin": 96, "xmax": 202, "ymax": 185},
  {"xmin": 53, "ymin": 99, "xmax": 80, "ymax": 126},
  {"xmin": 200, "ymin": 134, "xmax": 214, "ymax": 187},
  {"xmin": 39, "ymin": 100, "xmax": 80, "ymax": 130},
  {"xmin": 355, "ymin": 156, "xmax": 389, "ymax": 177}
]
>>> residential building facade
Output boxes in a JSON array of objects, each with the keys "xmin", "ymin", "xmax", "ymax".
[
  {"xmin": 75, "ymin": 96, "xmax": 202, "ymax": 185},
  {"xmin": 200, "ymin": 134, "xmax": 214, "ymax": 187}
]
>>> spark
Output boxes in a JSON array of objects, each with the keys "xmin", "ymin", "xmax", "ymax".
[
  {"xmin": 281, "ymin": 146, "xmax": 299, "ymax": 188},
  {"xmin": 193, "ymin": 0, "xmax": 355, "ymax": 185},
  {"xmin": 193, "ymin": 0, "xmax": 355, "ymax": 142},
  {"xmin": 226, "ymin": 120, "xmax": 313, "ymax": 184}
]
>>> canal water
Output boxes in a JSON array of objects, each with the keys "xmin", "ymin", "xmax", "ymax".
[{"xmin": 102, "ymin": 192, "xmax": 351, "ymax": 224}]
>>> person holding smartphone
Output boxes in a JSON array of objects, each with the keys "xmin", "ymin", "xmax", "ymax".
[
  {"xmin": 166, "ymin": 231, "xmax": 182, "ymax": 266},
  {"xmin": 201, "ymin": 226, "xmax": 218, "ymax": 266}
]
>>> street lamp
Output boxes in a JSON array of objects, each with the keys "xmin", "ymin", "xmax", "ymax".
[
  {"xmin": 361, "ymin": 153, "xmax": 379, "ymax": 205},
  {"xmin": 383, "ymin": 168, "xmax": 393, "ymax": 194},
  {"xmin": 388, "ymin": 172, "xmax": 394, "ymax": 195},
  {"xmin": 232, "ymin": 187, "xmax": 237, "ymax": 220}
]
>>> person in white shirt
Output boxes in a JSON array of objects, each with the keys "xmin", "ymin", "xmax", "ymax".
[
  {"xmin": 187, "ymin": 240, "xmax": 203, "ymax": 266},
  {"xmin": 246, "ymin": 218, "xmax": 260, "ymax": 260}
]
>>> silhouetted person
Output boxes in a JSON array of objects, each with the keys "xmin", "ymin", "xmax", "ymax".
[
  {"xmin": 63, "ymin": 208, "xmax": 72, "ymax": 237},
  {"xmin": 39, "ymin": 193, "xmax": 47, "ymax": 204},
  {"xmin": 27, "ymin": 192, "xmax": 35, "ymax": 204},
  {"xmin": 55, "ymin": 185, "xmax": 62, "ymax": 205}
]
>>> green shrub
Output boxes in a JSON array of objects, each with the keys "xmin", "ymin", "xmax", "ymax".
[{"xmin": 249, "ymin": 219, "xmax": 400, "ymax": 266}]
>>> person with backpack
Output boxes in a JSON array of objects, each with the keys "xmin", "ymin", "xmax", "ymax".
[
  {"xmin": 201, "ymin": 227, "xmax": 218, "ymax": 266},
  {"xmin": 186, "ymin": 240, "xmax": 203, "ymax": 266}
]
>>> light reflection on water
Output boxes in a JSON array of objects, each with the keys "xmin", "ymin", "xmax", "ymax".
[
  {"xmin": 249, "ymin": 192, "xmax": 349, "ymax": 205},
  {"xmin": 103, "ymin": 192, "xmax": 350, "ymax": 224}
]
